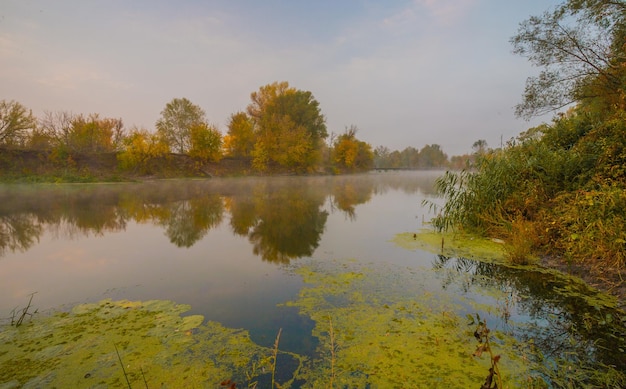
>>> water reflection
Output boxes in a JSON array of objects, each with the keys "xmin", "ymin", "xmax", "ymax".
[
  {"xmin": 432, "ymin": 255, "xmax": 626, "ymax": 375},
  {"xmin": 0, "ymin": 173, "xmax": 438, "ymax": 262}
]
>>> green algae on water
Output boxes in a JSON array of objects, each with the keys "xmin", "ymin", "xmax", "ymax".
[
  {"xmin": 285, "ymin": 260, "xmax": 534, "ymax": 388},
  {"xmin": 0, "ymin": 299, "xmax": 304, "ymax": 388},
  {"xmin": 393, "ymin": 230, "xmax": 507, "ymax": 263}
]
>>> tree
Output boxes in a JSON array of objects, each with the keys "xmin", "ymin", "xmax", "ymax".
[
  {"xmin": 38, "ymin": 111, "xmax": 124, "ymax": 153},
  {"xmin": 156, "ymin": 98, "xmax": 206, "ymax": 154},
  {"xmin": 189, "ymin": 123, "xmax": 222, "ymax": 162},
  {"xmin": 39, "ymin": 111, "xmax": 74, "ymax": 149},
  {"xmin": 472, "ymin": 139, "xmax": 488, "ymax": 155},
  {"xmin": 0, "ymin": 100, "xmax": 36, "ymax": 147},
  {"xmin": 117, "ymin": 127, "xmax": 170, "ymax": 173},
  {"xmin": 247, "ymin": 81, "xmax": 327, "ymax": 171},
  {"xmin": 69, "ymin": 114, "xmax": 123, "ymax": 153},
  {"xmin": 373, "ymin": 146, "xmax": 391, "ymax": 168},
  {"xmin": 332, "ymin": 125, "xmax": 374, "ymax": 171},
  {"xmin": 511, "ymin": 0, "xmax": 626, "ymax": 118},
  {"xmin": 400, "ymin": 146, "xmax": 420, "ymax": 168},
  {"xmin": 418, "ymin": 144, "xmax": 448, "ymax": 168},
  {"xmin": 224, "ymin": 111, "xmax": 255, "ymax": 157}
]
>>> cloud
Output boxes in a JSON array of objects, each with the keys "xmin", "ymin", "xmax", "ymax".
[{"xmin": 384, "ymin": 0, "xmax": 477, "ymax": 27}]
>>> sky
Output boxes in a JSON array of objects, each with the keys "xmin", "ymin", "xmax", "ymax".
[{"xmin": 1, "ymin": 0, "xmax": 563, "ymax": 156}]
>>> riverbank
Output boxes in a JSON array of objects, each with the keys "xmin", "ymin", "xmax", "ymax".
[
  {"xmin": 540, "ymin": 255, "xmax": 626, "ymax": 310},
  {"xmin": 396, "ymin": 231, "xmax": 625, "ymax": 310},
  {"xmin": 0, "ymin": 149, "xmax": 302, "ymax": 183}
]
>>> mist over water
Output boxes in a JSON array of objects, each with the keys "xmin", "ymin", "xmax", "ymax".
[{"xmin": 1, "ymin": 171, "xmax": 623, "ymax": 379}]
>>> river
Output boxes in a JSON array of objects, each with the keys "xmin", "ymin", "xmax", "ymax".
[{"xmin": 0, "ymin": 172, "xmax": 624, "ymax": 388}]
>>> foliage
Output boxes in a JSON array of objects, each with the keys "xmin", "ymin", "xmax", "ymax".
[
  {"xmin": 467, "ymin": 313, "xmax": 503, "ymax": 389},
  {"xmin": 37, "ymin": 111, "xmax": 124, "ymax": 154},
  {"xmin": 117, "ymin": 128, "xmax": 170, "ymax": 173},
  {"xmin": 374, "ymin": 144, "xmax": 448, "ymax": 169},
  {"xmin": 428, "ymin": 0, "xmax": 626, "ymax": 282},
  {"xmin": 38, "ymin": 111, "xmax": 74, "ymax": 150},
  {"xmin": 224, "ymin": 111, "xmax": 255, "ymax": 157},
  {"xmin": 247, "ymin": 81, "xmax": 327, "ymax": 172},
  {"xmin": 156, "ymin": 97, "xmax": 206, "ymax": 154},
  {"xmin": 332, "ymin": 125, "xmax": 374, "ymax": 172},
  {"xmin": 429, "ymin": 109, "xmax": 626, "ymax": 282},
  {"xmin": 68, "ymin": 113, "xmax": 124, "ymax": 153},
  {"xmin": 419, "ymin": 144, "xmax": 448, "ymax": 168},
  {"xmin": 510, "ymin": 0, "xmax": 626, "ymax": 118},
  {"xmin": 0, "ymin": 100, "xmax": 36, "ymax": 147},
  {"xmin": 189, "ymin": 122, "xmax": 223, "ymax": 162}
]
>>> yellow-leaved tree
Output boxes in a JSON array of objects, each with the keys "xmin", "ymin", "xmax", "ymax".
[
  {"xmin": 117, "ymin": 128, "xmax": 170, "ymax": 173},
  {"xmin": 224, "ymin": 111, "xmax": 254, "ymax": 157},
  {"xmin": 332, "ymin": 125, "xmax": 374, "ymax": 172},
  {"xmin": 246, "ymin": 81, "xmax": 327, "ymax": 172},
  {"xmin": 189, "ymin": 123, "xmax": 222, "ymax": 162}
]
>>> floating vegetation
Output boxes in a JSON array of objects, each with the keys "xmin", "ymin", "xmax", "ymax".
[
  {"xmin": 393, "ymin": 230, "xmax": 507, "ymax": 263},
  {"xmin": 0, "ymin": 299, "xmax": 304, "ymax": 388},
  {"xmin": 2, "ymin": 259, "xmax": 624, "ymax": 388},
  {"xmin": 285, "ymin": 260, "xmax": 533, "ymax": 388}
]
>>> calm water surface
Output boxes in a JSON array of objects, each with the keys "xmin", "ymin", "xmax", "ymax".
[{"xmin": 1, "ymin": 171, "xmax": 624, "ymax": 381}]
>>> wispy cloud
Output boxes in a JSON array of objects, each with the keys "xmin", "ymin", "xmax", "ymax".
[{"xmin": 384, "ymin": 0, "xmax": 477, "ymax": 27}]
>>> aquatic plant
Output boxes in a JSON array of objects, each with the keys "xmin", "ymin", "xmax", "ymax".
[
  {"xmin": 285, "ymin": 261, "xmax": 532, "ymax": 388},
  {"xmin": 467, "ymin": 313, "xmax": 503, "ymax": 389},
  {"xmin": 395, "ymin": 232, "xmax": 626, "ymax": 388},
  {"xmin": 392, "ymin": 230, "xmax": 506, "ymax": 263},
  {"xmin": 423, "ymin": 108, "xmax": 626, "ymax": 288},
  {"xmin": 271, "ymin": 328, "xmax": 282, "ymax": 389},
  {"xmin": 0, "ymin": 299, "xmax": 304, "ymax": 388},
  {"xmin": 9, "ymin": 292, "xmax": 38, "ymax": 327}
]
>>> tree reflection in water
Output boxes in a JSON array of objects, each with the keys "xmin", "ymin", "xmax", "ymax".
[
  {"xmin": 0, "ymin": 173, "xmax": 437, "ymax": 261},
  {"xmin": 431, "ymin": 254, "xmax": 626, "ymax": 378}
]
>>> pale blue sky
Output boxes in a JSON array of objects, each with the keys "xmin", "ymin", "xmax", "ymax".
[{"xmin": 1, "ymin": 0, "xmax": 562, "ymax": 155}]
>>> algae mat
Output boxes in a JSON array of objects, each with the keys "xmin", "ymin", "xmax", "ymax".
[
  {"xmin": 284, "ymin": 260, "xmax": 533, "ymax": 388},
  {"xmin": 0, "ymin": 299, "xmax": 302, "ymax": 388},
  {"xmin": 1, "ymin": 260, "xmax": 535, "ymax": 388},
  {"xmin": 392, "ymin": 230, "xmax": 507, "ymax": 263}
]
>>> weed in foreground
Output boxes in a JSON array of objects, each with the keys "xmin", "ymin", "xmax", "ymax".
[
  {"xmin": 10, "ymin": 292, "xmax": 38, "ymax": 327},
  {"xmin": 468, "ymin": 313, "xmax": 503, "ymax": 389}
]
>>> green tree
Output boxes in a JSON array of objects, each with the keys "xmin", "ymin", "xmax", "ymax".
[
  {"xmin": 247, "ymin": 81, "xmax": 327, "ymax": 171},
  {"xmin": 156, "ymin": 98, "xmax": 206, "ymax": 154},
  {"xmin": 0, "ymin": 100, "xmax": 36, "ymax": 147},
  {"xmin": 400, "ymin": 146, "xmax": 420, "ymax": 168},
  {"xmin": 511, "ymin": 0, "xmax": 626, "ymax": 118},
  {"xmin": 418, "ymin": 144, "xmax": 448, "ymax": 168},
  {"xmin": 189, "ymin": 123, "xmax": 223, "ymax": 162},
  {"xmin": 224, "ymin": 111, "xmax": 255, "ymax": 157}
]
